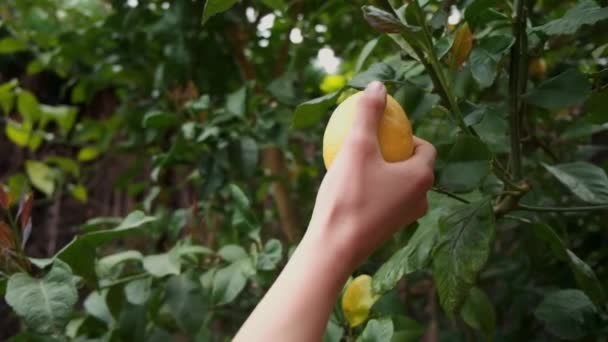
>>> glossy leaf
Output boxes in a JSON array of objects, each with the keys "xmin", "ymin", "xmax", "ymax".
[
  {"xmin": 439, "ymin": 136, "xmax": 492, "ymax": 193},
  {"xmin": 362, "ymin": 6, "xmax": 405, "ymax": 33},
  {"xmin": 460, "ymin": 287, "xmax": 496, "ymax": 340},
  {"xmin": 25, "ymin": 161, "xmax": 55, "ymax": 196},
  {"xmin": 356, "ymin": 318, "xmax": 394, "ymax": 342},
  {"xmin": 202, "ymin": 0, "xmax": 239, "ymax": 24},
  {"xmin": 542, "ymin": 162, "xmax": 608, "ymax": 204},
  {"xmin": 293, "ymin": 91, "xmax": 340, "ymax": 129}
]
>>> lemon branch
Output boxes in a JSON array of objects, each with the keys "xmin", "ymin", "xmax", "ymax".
[{"xmin": 516, "ymin": 204, "xmax": 608, "ymax": 212}]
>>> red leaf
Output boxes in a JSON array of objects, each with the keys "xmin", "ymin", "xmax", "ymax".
[
  {"xmin": 19, "ymin": 192, "xmax": 33, "ymax": 229},
  {"xmin": 0, "ymin": 221, "xmax": 15, "ymax": 250},
  {"xmin": 0, "ymin": 185, "xmax": 9, "ymax": 210}
]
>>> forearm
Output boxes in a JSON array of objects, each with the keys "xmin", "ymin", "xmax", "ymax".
[{"xmin": 234, "ymin": 224, "xmax": 355, "ymax": 342}]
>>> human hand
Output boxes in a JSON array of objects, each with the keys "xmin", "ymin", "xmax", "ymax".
[{"xmin": 306, "ymin": 81, "xmax": 437, "ymax": 269}]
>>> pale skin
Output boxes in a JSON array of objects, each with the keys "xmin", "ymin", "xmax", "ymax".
[{"xmin": 234, "ymin": 81, "xmax": 437, "ymax": 342}]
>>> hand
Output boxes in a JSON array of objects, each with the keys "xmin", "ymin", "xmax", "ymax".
[
  {"xmin": 306, "ymin": 81, "xmax": 437, "ymax": 269},
  {"xmin": 234, "ymin": 81, "xmax": 436, "ymax": 342}
]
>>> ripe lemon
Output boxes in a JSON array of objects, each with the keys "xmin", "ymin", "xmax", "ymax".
[
  {"xmin": 341, "ymin": 274, "xmax": 380, "ymax": 327},
  {"xmin": 322, "ymin": 91, "xmax": 414, "ymax": 169}
]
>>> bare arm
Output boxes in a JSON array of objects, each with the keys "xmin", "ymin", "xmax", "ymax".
[{"xmin": 234, "ymin": 81, "xmax": 436, "ymax": 342}]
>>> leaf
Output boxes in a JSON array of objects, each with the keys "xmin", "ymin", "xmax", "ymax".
[
  {"xmin": 439, "ymin": 136, "xmax": 492, "ymax": 193},
  {"xmin": 69, "ymin": 184, "xmax": 88, "ymax": 203},
  {"xmin": 143, "ymin": 252, "xmax": 181, "ymax": 278},
  {"xmin": 524, "ymin": 69, "xmax": 591, "ymax": 110},
  {"xmin": 357, "ymin": 318, "xmax": 394, "ymax": 342},
  {"xmin": 142, "ymin": 111, "xmax": 178, "ymax": 129},
  {"xmin": 356, "ymin": 38, "xmax": 380, "ymax": 72},
  {"xmin": 165, "ymin": 274, "xmax": 206, "ymax": 334},
  {"xmin": 257, "ymin": 239, "xmax": 283, "ymax": 271},
  {"xmin": 17, "ymin": 91, "xmax": 40, "ymax": 121},
  {"xmin": 39, "ymin": 105, "xmax": 77, "ymax": 136},
  {"xmin": 267, "ymin": 72, "xmax": 297, "ymax": 105},
  {"xmin": 324, "ymin": 317, "xmax": 344, "ymax": 342},
  {"xmin": 529, "ymin": 223, "xmax": 605, "ymax": 304},
  {"xmin": 534, "ymin": 289, "xmax": 600, "ymax": 340},
  {"xmin": 229, "ymin": 184, "xmax": 250, "ymax": 210},
  {"xmin": 391, "ymin": 316, "xmax": 425, "ymax": 342},
  {"xmin": 460, "ymin": 287, "xmax": 496, "ymax": 340},
  {"xmin": 45, "ymin": 156, "xmax": 79, "ymax": 177},
  {"xmin": 342, "ymin": 275, "xmax": 380, "ymax": 327},
  {"xmin": 226, "ymin": 86, "xmax": 247, "ymax": 117},
  {"xmin": 464, "ymin": 0, "xmax": 509, "ymax": 30},
  {"xmin": 0, "ymin": 221, "xmax": 15, "ymax": 250},
  {"xmin": 534, "ymin": 0, "xmax": 608, "ymax": 36},
  {"xmin": 77, "ymin": 146, "xmax": 101, "ymax": 162},
  {"xmin": 124, "ymin": 278, "xmax": 151, "ymax": 305},
  {"xmin": 98, "ymin": 250, "xmax": 143, "ymax": 274},
  {"xmin": 0, "ymin": 37, "xmax": 28, "ymax": 54},
  {"xmin": 5, "ymin": 260, "xmax": 77, "ymax": 334},
  {"xmin": 211, "ymin": 260, "xmax": 253, "ymax": 305},
  {"xmin": 469, "ymin": 48, "xmax": 497, "ymax": 89},
  {"xmin": 18, "ymin": 192, "xmax": 33, "ymax": 229},
  {"xmin": 450, "ymin": 23, "xmax": 473, "ymax": 72},
  {"xmin": 542, "ymin": 162, "xmax": 608, "ymax": 204},
  {"xmin": 349, "ymin": 63, "xmax": 397, "ymax": 89},
  {"xmin": 25, "ymin": 160, "xmax": 55, "ymax": 196},
  {"xmin": 362, "ymin": 6, "xmax": 406, "ymax": 33},
  {"xmin": 54, "ymin": 211, "xmax": 156, "ymax": 286},
  {"xmin": 261, "ymin": 0, "xmax": 284, "ymax": 10},
  {"xmin": 84, "ymin": 290, "xmax": 114, "ymax": 326},
  {"xmin": 292, "ymin": 91, "xmax": 340, "ymax": 129},
  {"xmin": 202, "ymin": 0, "xmax": 239, "ymax": 24},
  {"xmin": 432, "ymin": 199, "xmax": 495, "ymax": 317},
  {"xmin": 218, "ymin": 244, "xmax": 248, "ymax": 262}
]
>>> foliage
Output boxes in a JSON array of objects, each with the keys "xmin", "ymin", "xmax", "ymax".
[{"xmin": 1, "ymin": 0, "xmax": 608, "ymax": 340}]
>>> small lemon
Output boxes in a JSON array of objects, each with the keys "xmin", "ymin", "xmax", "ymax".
[
  {"xmin": 341, "ymin": 274, "xmax": 380, "ymax": 327},
  {"xmin": 322, "ymin": 91, "xmax": 414, "ymax": 169}
]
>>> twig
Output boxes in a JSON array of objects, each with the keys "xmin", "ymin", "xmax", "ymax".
[
  {"xmin": 431, "ymin": 187, "xmax": 470, "ymax": 204},
  {"xmin": 502, "ymin": 214, "xmax": 533, "ymax": 224},
  {"xmin": 516, "ymin": 204, "xmax": 608, "ymax": 212}
]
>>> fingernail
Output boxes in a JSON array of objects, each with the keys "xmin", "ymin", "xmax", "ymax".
[{"xmin": 366, "ymin": 81, "xmax": 385, "ymax": 96}]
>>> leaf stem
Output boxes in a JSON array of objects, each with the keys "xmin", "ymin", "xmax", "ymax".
[
  {"xmin": 516, "ymin": 204, "xmax": 608, "ymax": 212},
  {"xmin": 100, "ymin": 273, "xmax": 149, "ymax": 289},
  {"xmin": 431, "ymin": 187, "xmax": 470, "ymax": 204}
]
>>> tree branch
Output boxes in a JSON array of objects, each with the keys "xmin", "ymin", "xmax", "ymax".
[{"xmin": 516, "ymin": 203, "xmax": 608, "ymax": 212}]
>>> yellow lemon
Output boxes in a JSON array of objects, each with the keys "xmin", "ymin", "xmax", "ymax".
[
  {"xmin": 341, "ymin": 274, "xmax": 380, "ymax": 327},
  {"xmin": 322, "ymin": 91, "xmax": 414, "ymax": 169}
]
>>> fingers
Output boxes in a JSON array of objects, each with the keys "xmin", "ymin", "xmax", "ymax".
[
  {"xmin": 409, "ymin": 136, "xmax": 437, "ymax": 168},
  {"xmin": 351, "ymin": 81, "xmax": 387, "ymax": 136}
]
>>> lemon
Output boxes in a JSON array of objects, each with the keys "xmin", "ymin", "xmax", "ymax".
[
  {"xmin": 341, "ymin": 274, "xmax": 380, "ymax": 327},
  {"xmin": 322, "ymin": 91, "xmax": 414, "ymax": 169}
]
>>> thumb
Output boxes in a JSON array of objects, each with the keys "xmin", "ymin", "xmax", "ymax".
[{"xmin": 352, "ymin": 81, "xmax": 387, "ymax": 135}]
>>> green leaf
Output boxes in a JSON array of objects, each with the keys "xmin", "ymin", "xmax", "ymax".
[
  {"xmin": 45, "ymin": 156, "xmax": 79, "ymax": 177},
  {"xmin": 324, "ymin": 318, "xmax": 344, "ymax": 342},
  {"xmin": 391, "ymin": 316, "xmax": 425, "ymax": 342},
  {"xmin": 469, "ymin": 48, "xmax": 497, "ymax": 89},
  {"xmin": 356, "ymin": 38, "xmax": 380, "ymax": 72},
  {"xmin": 226, "ymin": 86, "xmax": 247, "ymax": 117},
  {"xmin": 77, "ymin": 146, "xmax": 101, "ymax": 162},
  {"xmin": 124, "ymin": 278, "xmax": 151, "ymax": 305},
  {"xmin": 5, "ymin": 260, "xmax": 77, "ymax": 334},
  {"xmin": 142, "ymin": 111, "xmax": 178, "ymax": 129},
  {"xmin": 534, "ymin": 289, "xmax": 600, "ymax": 340},
  {"xmin": 84, "ymin": 290, "xmax": 114, "ymax": 326},
  {"xmin": 202, "ymin": 0, "xmax": 239, "ymax": 24},
  {"xmin": 0, "ymin": 79, "xmax": 17, "ymax": 114},
  {"xmin": 464, "ymin": 0, "xmax": 508, "ymax": 30},
  {"xmin": 97, "ymin": 250, "xmax": 143, "ymax": 276},
  {"xmin": 439, "ymin": 136, "xmax": 492, "ymax": 193},
  {"xmin": 534, "ymin": 0, "xmax": 608, "ymax": 36},
  {"xmin": 460, "ymin": 287, "xmax": 496, "ymax": 340},
  {"xmin": 0, "ymin": 37, "xmax": 28, "ymax": 54},
  {"xmin": 218, "ymin": 244, "xmax": 248, "ymax": 262},
  {"xmin": 267, "ymin": 72, "xmax": 297, "ymax": 105},
  {"xmin": 542, "ymin": 162, "xmax": 608, "ymax": 204},
  {"xmin": 432, "ymin": 199, "xmax": 495, "ymax": 317},
  {"xmin": 17, "ymin": 91, "xmax": 40, "ymax": 121},
  {"xmin": 349, "ymin": 63, "xmax": 397, "ymax": 89},
  {"xmin": 39, "ymin": 105, "xmax": 77, "ymax": 136},
  {"xmin": 293, "ymin": 91, "xmax": 340, "ymax": 129},
  {"xmin": 229, "ymin": 184, "xmax": 250, "ymax": 210},
  {"xmin": 261, "ymin": 0, "xmax": 285, "ymax": 10},
  {"xmin": 211, "ymin": 260, "xmax": 253, "ymax": 305},
  {"xmin": 257, "ymin": 239, "xmax": 283, "ymax": 271},
  {"xmin": 69, "ymin": 184, "xmax": 88, "ymax": 203},
  {"xmin": 357, "ymin": 318, "xmax": 394, "ymax": 342},
  {"xmin": 373, "ymin": 192, "xmax": 462, "ymax": 293},
  {"xmin": 143, "ymin": 252, "xmax": 181, "ymax": 278},
  {"xmin": 25, "ymin": 160, "xmax": 56, "ymax": 196},
  {"xmin": 54, "ymin": 211, "xmax": 156, "ymax": 286},
  {"xmin": 165, "ymin": 274, "xmax": 206, "ymax": 334},
  {"xmin": 524, "ymin": 69, "xmax": 591, "ymax": 110},
  {"xmin": 362, "ymin": 6, "xmax": 406, "ymax": 33},
  {"xmin": 529, "ymin": 223, "xmax": 605, "ymax": 304}
]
